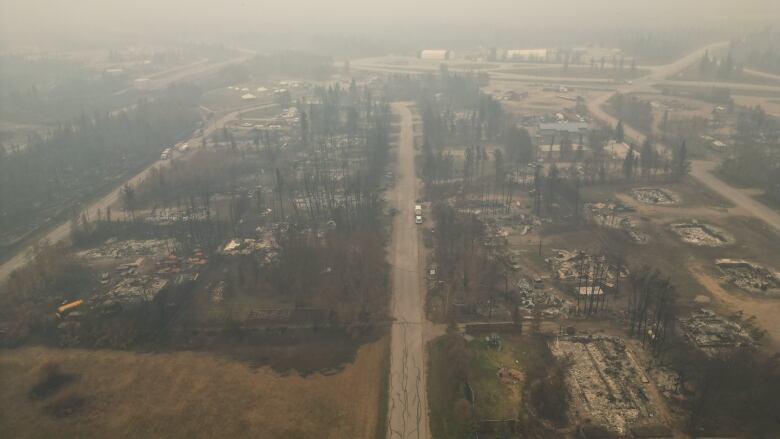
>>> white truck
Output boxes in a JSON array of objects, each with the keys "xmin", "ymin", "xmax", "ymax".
[{"xmin": 414, "ymin": 204, "xmax": 423, "ymax": 224}]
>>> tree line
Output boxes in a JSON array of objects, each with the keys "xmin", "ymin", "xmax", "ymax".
[{"xmin": 0, "ymin": 84, "xmax": 201, "ymax": 257}]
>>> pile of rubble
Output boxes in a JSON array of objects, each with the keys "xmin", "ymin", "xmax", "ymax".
[
  {"xmin": 546, "ymin": 249, "xmax": 626, "ymax": 287},
  {"xmin": 551, "ymin": 335, "xmax": 660, "ymax": 435},
  {"xmin": 679, "ymin": 308, "xmax": 753, "ymax": 355},
  {"xmin": 210, "ymin": 281, "xmax": 226, "ymax": 303},
  {"xmin": 145, "ymin": 207, "xmax": 208, "ymax": 224},
  {"xmin": 218, "ymin": 233, "xmax": 279, "ymax": 265},
  {"xmin": 219, "ymin": 238, "xmax": 275, "ymax": 256},
  {"xmin": 106, "ymin": 276, "xmax": 168, "ymax": 304},
  {"xmin": 716, "ymin": 259, "xmax": 780, "ymax": 296},
  {"xmin": 650, "ymin": 367, "xmax": 682, "ymax": 402},
  {"xmin": 513, "ymin": 277, "xmax": 573, "ymax": 318},
  {"xmin": 86, "ymin": 242, "xmax": 208, "ymax": 313},
  {"xmin": 586, "ymin": 202, "xmax": 648, "ymax": 244},
  {"xmin": 79, "ymin": 238, "xmax": 175, "ymax": 259},
  {"xmin": 474, "ymin": 299, "xmax": 514, "ymax": 319},
  {"xmin": 670, "ymin": 221, "xmax": 733, "ymax": 246},
  {"xmin": 631, "ymin": 187, "xmax": 676, "ymax": 205}
]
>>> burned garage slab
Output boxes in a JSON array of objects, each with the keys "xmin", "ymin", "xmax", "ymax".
[
  {"xmin": 631, "ymin": 188, "xmax": 676, "ymax": 205},
  {"xmin": 716, "ymin": 259, "xmax": 780, "ymax": 297},
  {"xmin": 670, "ymin": 221, "xmax": 733, "ymax": 247}
]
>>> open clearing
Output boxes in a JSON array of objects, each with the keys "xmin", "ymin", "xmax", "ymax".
[{"xmin": 0, "ymin": 338, "xmax": 387, "ymax": 439}]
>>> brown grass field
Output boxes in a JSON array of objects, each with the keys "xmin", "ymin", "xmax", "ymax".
[{"xmin": 0, "ymin": 337, "xmax": 388, "ymax": 438}]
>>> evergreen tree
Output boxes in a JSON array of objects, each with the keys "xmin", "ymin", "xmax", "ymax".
[
  {"xmin": 699, "ymin": 50, "xmax": 711, "ymax": 76},
  {"xmin": 673, "ymin": 140, "xmax": 691, "ymax": 180},
  {"xmin": 299, "ymin": 110, "xmax": 309, "ymax": 146},
  {"xmin": 560, "ymin": 133, "xmax": 573, "ymax": 159},
  {"xmin": 623, "ymin": 144, "xmax": 636, "ymax": 180},
  {"xmin": 615, "ymin": 120, "xmax": 625, "ymax": 143},
  {"xmin": 767, "ymin": 165, "xmax": 780, "ymax": 205},
  {"xmin": 640, "ymin": 139, "xmax": 654, "ymax": 179}
]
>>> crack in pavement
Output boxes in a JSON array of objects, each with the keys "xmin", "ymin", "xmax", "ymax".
[{"xmin": 386, "ymin": 102, "xmax": 428, "ymax": 439}]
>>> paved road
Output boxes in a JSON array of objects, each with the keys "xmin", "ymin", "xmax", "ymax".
[
  {"xmin": 690, "ymin": 161, "xmax": 780, "ymax": 234},
  {"xmin": 111, "ymin": 51, "xmax": 254, "ymax": 98},
  {"xmin": 0, "ymin": 103, "xmax": 275, "ymax": 283},
  {"xmin": 587, "ymin": 108, "xmax": 780, "ymax": 237},
  {"xmin": 582, "ymin": 42, "xmax": 780, "ymax": 235},
  {"xmin": 743, "ymin": 68, "xmax": 780, "ymax": 84},
  {"xmin": 387, "ymin": 102, "xmax": 429, "ymax": 439},
  {"xmin": 355, "ymin": 43, "xmax": 780, "ymax": 238}
]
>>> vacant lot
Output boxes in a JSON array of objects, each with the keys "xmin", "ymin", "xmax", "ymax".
[
  {"xmin": 428, "ymin": 332, "xmax": 559, "ymax": 438},
  {"xmin": 0, "ymin": 338, "xmax": 388, "ymax": 439}
]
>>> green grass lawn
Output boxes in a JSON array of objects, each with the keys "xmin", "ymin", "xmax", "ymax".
[
  {"xmin": 429, "ymin": 333, "xmax": 548, "ymax": 438},
  {"xmin": 467, "ymin": 338, "xmax": 522, "ymax": 420}
]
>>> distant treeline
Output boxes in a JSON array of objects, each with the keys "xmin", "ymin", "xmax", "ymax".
[
  {"xmin": 719, "ymin": 105, "xmax": 780, "ymax": 203},
  {"xmin": 727, "ymin": 28, "xmax": 780, "ymax": 75},
  {"xmin": 0, "ymin": 55, "xmax": 138, "ymax": 123},
  {"xmin": 219, "ymin": 51, "xmax": 335, "ymax": 85},
  {"xmin": 615, "ymin": 29, "xmax": 715, "ymax": 63},
  {"xmin": 0, "ymin": 85, "xmax": 201, "ymax": 255}
]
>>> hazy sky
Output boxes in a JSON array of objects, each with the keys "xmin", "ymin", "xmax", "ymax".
[{"xmin": 2, "ymin": 0, "xmax": 779, "ymax": 47}]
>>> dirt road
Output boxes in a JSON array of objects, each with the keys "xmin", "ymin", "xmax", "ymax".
[
  {"xmin": 387, "ymin": 102, "xmax": 429, "ymax": 439},
  {"xmin": 0, "ymin": 103, "xmax": 275, "ymax": 284}
]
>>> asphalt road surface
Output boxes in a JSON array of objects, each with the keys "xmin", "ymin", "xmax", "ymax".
[
  {"xmin": 387, "ymin": 102, "xmax": 429, "ymax": 439},
  {"xmin": 690, "ymin": 160, "xmax": 780, "ymax": 234},
  {"xmin": 582, "ymin": 42, "xmax": 780, "ymax": 235}
]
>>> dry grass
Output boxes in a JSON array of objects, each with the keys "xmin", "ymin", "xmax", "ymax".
[{"xmin": 0, "ymin": 337, "xmax": 388, "ymax": 438}]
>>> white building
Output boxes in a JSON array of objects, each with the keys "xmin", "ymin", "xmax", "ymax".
[
  {"xmin": 504, "ymin": 49, "xmax": 548, "ymax": 62},
  {"xmin": 419, "ymin": 49, "xmax": 451, "ymax": 60}
]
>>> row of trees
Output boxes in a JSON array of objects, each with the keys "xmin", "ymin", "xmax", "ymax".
[
  {"xmin": 0, "ymin": 84, "xmax": 201, "ymax": 256},
  {"xmin": 608, "ymin": 93, "xmax": 653, "ymax": 133},
  {"xmin": 432, "ymin": 204, "xmax": 504, "ymax": 316},
  {"xmin": 219, "ymin": 50, "xmax": 335, "ymax": 85},
  {"xmin": 626, "ymin": 265, "xmax": 676, "ymax": 357},
  {"xmin": 230, "ymin": 80, "xmax": 394, "ymax": 324},
  {"xmin": 621, "ymin": 137, "xmax": 690, "ymax": 182},
  {"xmin": 0, "ymin": 54, "xmax": 137, "ymax": 123},
  {"xmin": 724, "ymin": 29, "xmax": 780, "ymax": 75},
  {"xmin": 719, "ymin": 105, "xmax": 780, "ymax": 202},
  {"xmin": 698, "ymin": 50, "xmax": 742, "ymax": 80},
  {"xmin": 617, "ymin": 30, "xmax": 713, "ymax": 63}
]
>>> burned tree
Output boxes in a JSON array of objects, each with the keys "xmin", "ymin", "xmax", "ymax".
[{"xmin": 627, "ymin": 265, "xmax": 677, "ymax": 356}]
